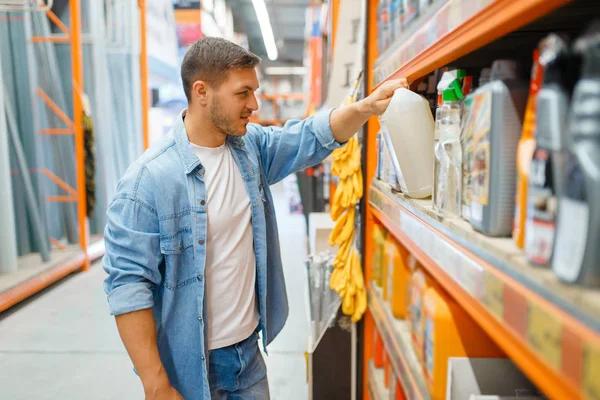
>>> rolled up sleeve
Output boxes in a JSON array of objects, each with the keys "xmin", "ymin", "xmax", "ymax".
[
  {"xmin": 249, "ymin": 108, "xmax": 345, "ymax": 185},
  {"xmin": 102, "ymin": 196, "xmax": 162, "ymax": 316}
]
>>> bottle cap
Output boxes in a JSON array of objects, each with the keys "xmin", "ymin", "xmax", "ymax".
[
  {"xmin": 490, "ymin": 60, "xmax": 519, "ymax": 80},
  {"xmin": 449, "ymin": 79, "xmax": 464, "ymax": 99},
  {"xmin": 442, "ymin": 89, "xmax": 458, "ymax": 102}
]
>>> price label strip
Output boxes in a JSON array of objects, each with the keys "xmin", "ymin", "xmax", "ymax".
[
  {"xmin": 584, "ymin": 343, "xmax": 600, "ymax": 400},
  {"xmin": 528, "ymin": 303, "xmax": 562, "ymax": 372},
  {"xmin": 483, "ymin": 271, "xmax": 504, "ymax": 319}
]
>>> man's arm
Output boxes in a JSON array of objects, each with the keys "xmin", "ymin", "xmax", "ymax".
[
  {"xmin": 102, "ymin": 167, "xmax": 181, "ymax": 399},
  {"xmin": 116, "ymin": 310, "xmax": 182, "ymax": 399},
  {"xmin": 248, "ymin": 78, "xmax": 409, "ymax": 185},
  {"xmin": 329, "ymin": 78, "xmax": 409, "ymax": 143}
]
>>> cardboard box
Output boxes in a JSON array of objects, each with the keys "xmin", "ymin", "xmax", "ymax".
[
  {"xmin": 446, "ymin": 358, "xmax": 543, "ymax": 400},
  {"xmin": 309, "ymin": 212, "xmax": 337, "ymax": 255}
]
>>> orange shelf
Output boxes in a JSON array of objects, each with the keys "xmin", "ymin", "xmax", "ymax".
[
  {"xmin": 0, "ymin": 239, "xmax": 105, "ymax": 313},
  {"xmin": 372, "ymin": 0, "xmax": 573, "ymax": 87},
  {"xmin": 369, "ymin": 180, "xmax": 600, "ymax": 400}
]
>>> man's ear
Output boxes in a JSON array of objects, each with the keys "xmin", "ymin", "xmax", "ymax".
[{"xmin": 192, "ymin": 80, "xmax": 209, "ymax": 106}]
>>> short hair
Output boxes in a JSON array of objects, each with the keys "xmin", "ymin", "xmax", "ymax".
[{"xmin": 181, "ymin": 37, "xmax": 261, "ymax": 102}]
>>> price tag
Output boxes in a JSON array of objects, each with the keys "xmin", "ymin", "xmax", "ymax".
[
  {"xmin": 584, "ymin": 343, "xmax": 600, "ymax": 400},
  {"xmin": 527, "ymin": 303, "xmax": 562, "ymax": 371},
  {"xmin": 483, "ymin": 272, "xmax": 504, "ymax": 319}
]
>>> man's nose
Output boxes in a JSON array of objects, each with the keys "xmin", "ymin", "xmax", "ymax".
[{"xmin": 247, "ymin": 93, "xmax": 259, "ymax": 111}]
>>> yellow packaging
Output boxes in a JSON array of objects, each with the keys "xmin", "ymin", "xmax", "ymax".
[
  {"xmin": 383, "ymin": 236, "xmax": 410, "ymax": 319},
  {"xmin": 408, "ymin": 266, "xmax": 430, "ymax": 363},
  {"xmin": 423, "ymin": 286, "xmax": 504, "ymax": 400},
  {"xmin": 372, "ymin": 224, "xmax": 387, "ymax": 286}
]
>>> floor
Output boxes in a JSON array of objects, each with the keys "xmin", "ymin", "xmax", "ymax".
[{"xmin": 0, "ymin": 182, "xmax": 310, "ymax": 399}]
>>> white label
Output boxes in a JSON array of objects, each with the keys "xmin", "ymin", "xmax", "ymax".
[
  {"xmin": 525, "ymin": 219, "xmax": 556, "ymax": 265},
  {"xmin": 471, "ymin": 202, "xmax": 483, "ymax": 223},
  {"xmin": 553, "ymin": 198, "xmax": 589, "ymax": 282}
]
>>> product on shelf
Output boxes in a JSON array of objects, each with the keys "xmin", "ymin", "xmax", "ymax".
[
  {"xmin": 373, "ymin": 224, "xmax": 388, "ymax": 286},
  {"xmin": 403, "ymin": 0, "xmax": 418, "ymax": 28},
  {"xmin": 378, "ymin": 0, "xmax": 391, "ymax": 54},
  {"xmin": 408, "ymin": 266, "xmax": 431, "ymax": 363},
  {"xmin": 553, "ymin": 23, "xmax": 600, "ymax": 286},
  {"xmin": 423, "ymin": 286, "xmax": 504, "ymax": 400},
  {"xmin": 379, "ymin": 88, "xmax": 435, "ymax": 198},
  {"xmin": 383, "ymin": 236, "xmax": 410, "ymax": 319},
  {"xmin": 437, "ymin": 88, "xmax": 463, "ymax": 216},
  {"xmin": 513, "ymin": 49, "xmax": 545, "ymax": 249},
  {"xmin": 460, "ymin": 94, "xmax": 475, "ymax": 221},
  {"xmin": 390, "ymin": 0, "xmax": 402, "ymax": 44},
  {"xmin": 469, "ymin": 60, "xmax": 528, "ymax": 236},
  {"xmin": 434, "ymin": 70, "xmax": 464, "ymax": 212},
  {"xmin": 419, "ymin": 0, "xmax": 431, "ymax": 15},
  {"xmin": 525, "ymin": 35, "xmax": 570, "ymax": 267},
  {"xmin": 381, "ymin": 129, "xmax": 408, "ymax": 191}
]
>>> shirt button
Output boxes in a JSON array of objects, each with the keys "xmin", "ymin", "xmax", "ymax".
[
  {"xmin": 198, "ymin": 316, "xmax": 203, "ymax": 321},
  {"xmin": 200, "ymin": 200, "xmax": 205, "ymax": 206},
  {"xmin": 197, "ymin": 275, "xmax": 203, "ymax": 281},
  {"xmin": 201, "ymin": 356, "xmax": 205, "ymax": 361},
  {"xmin": 198, "ymin": 239, "xmax": 205, "ymax": 245}
]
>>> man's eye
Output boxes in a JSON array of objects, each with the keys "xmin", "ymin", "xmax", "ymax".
[{"xmin": 239, "ymin": 91, "xmax": 249, "ymax": 96}]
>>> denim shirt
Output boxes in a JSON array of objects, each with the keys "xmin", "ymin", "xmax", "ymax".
[{"xmin": 102, "ymin": 109, "xmax": 341, "ymax": 400}]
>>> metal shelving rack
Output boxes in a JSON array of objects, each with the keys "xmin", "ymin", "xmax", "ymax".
[
  {"xmin": 360, "ymin": 1, "xmax": 600, "ymax": 399},
  {"xmin": 0, "ymin": 0, "xmax": 150, "ymax": 312}
]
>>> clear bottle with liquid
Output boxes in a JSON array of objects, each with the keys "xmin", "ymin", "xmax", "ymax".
[{"xmin": 438, "ymin": 89, "xmax": 462, "ymax": 216}]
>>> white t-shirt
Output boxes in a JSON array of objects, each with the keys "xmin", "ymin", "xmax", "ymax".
[{"xmin": 190, "ymin": 142, "xmax": 259, "ymax": 350}]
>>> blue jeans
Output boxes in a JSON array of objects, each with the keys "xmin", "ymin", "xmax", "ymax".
[{"xmin": 208, "ymin": 330, "xmax": 270, "ymax": 399}]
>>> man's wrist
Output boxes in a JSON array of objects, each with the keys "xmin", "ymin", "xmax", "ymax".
[{"xmin": 142, "ymin": 365, "xmax": 171, "ymax": 393}]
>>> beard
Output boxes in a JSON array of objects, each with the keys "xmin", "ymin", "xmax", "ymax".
[{"xmin": 210, "ymin": 96, "xmax": 248, "ymax": 137}]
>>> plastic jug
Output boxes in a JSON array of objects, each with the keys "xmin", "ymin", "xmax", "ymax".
[
  {"xmin": 553, "ymin": 24, "xmax": 600, "ymax": 286},
  {"xmin": 470, "ymin": 60, "xmax": 528, "ymax": 236},
  {"xmin": 379, "ymin": 88, "xmax": 435, "ymax": 198},
  {"xmin": 423, "ymin": 286, "xmax": 504, "ymax": 400}
]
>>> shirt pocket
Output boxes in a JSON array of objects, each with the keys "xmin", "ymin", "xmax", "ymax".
[{"xmin": 159, "ymin": 229, "xmax": 196, "ymax": 290}]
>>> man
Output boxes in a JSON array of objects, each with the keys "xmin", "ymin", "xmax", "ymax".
[{"xmin": 103, "ymin": 37, "xmax": 407, "ymax": 400}]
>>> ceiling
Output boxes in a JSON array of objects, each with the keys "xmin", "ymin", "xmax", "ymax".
[{"xmin": 227, "ymin": 0, "xmax": 309, "ymax": 65}]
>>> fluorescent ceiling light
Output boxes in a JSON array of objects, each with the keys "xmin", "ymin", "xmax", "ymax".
[
  {"xmin": 264, "ymin": 67, "xmax": 307, "ymax": 75},
  {"xmin": 251, "ymin": 0, "xmax": 278, "ymax": 61}
]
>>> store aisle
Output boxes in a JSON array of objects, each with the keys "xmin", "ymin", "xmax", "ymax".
[
  {"xmin": 263, "ymin": 181, "xmax": 310, "ymax": 400},
  {"xmin": 0, "ymin": 181, "xmax": 309, "ymax": 400},
  {"xmin": 0, "ymin": 261, "xmax": 144, "ymax": 399}
]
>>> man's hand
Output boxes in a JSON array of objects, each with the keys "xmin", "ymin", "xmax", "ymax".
[
  {"xmin": 145, "ymin": 378, "xmax": 184, "ymax": 400},
  {"xmin": 330, "ymin": 78, "xmax": 410, "ymax": 143},
  {"xmin": 361, "ymin": 78, "xmax": 410, "ymax": 116}
]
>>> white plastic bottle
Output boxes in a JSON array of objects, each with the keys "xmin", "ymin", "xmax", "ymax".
[
  {"xmin": 379, "ymin": 88, "xmax": 435, "ymax": 198},
  {"xmin": 438, "ymin": 89, "xmax": 462, "ymax": 216}
]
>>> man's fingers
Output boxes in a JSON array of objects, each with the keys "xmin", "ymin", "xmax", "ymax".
[{"xmin": 381, "ymin": 78, "xmax": 409, "ymax": 96}]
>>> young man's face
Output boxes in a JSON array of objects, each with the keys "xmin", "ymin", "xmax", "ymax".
[{"xmin": 210, "ymin": 68, "xmax": 260, "ymax": 137}]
